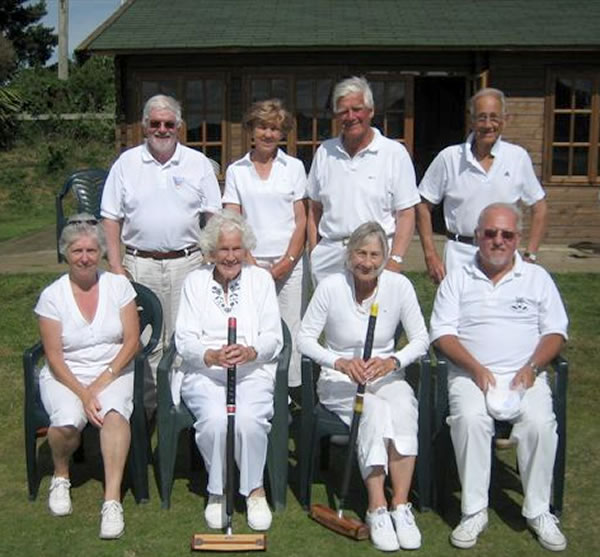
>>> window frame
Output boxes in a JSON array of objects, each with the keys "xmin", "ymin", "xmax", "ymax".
[{"xmin": 544, "ymin": 69, "xmax": 600, "ymax": 185}]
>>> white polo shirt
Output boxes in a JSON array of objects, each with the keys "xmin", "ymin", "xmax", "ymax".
[
  {"xmin": 308, "ymin": 128, "xmax": 419, "ymax": 240},
  {"xmin": 430, "ymin": 253, "xmax": 568, "ymax": 375},
  {"xmin": 418, "ymin": 134, "xmax": 545, "ymax": 237},
  {"xmin": 222, "ymin": 149, "xmax": 307, "ymax": 257},
  {"xmin": 101, "ymin": 142, "xmax": 222, "ymax": 251}
]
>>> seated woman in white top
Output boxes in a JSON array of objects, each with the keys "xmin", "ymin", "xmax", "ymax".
[
  {"xmin": 223, "ymin": 99, "xmax": 307, "ymax": 390},
  {"xmin": 175, "ymin": 210, "xmax": 283, "ymax": 532},
  {"xmin": 35, "ymin": 214, "xmax": 140, "ymax": 539},
  {"xmin": 297, "ymin": 221, "xmax": 429, "ymax": 552}
]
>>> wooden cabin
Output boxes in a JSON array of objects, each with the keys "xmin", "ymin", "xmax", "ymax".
[{"xmin": 79, "ymin": 0, "xmax": 600, "ymax": 243}]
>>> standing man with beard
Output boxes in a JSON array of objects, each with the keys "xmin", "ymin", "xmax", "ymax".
[
  {"xmin": 307, "ymin": 76, "xmax": 420, "ymax": 285},
  {"xmin": 101, "ymin": 94, "xmax": 221, "ymax": 411}
]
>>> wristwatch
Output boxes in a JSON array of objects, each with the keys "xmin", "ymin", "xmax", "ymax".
[
  {"xmin": 523, "ymin": 251, "xmax": 537, "ymax": 262},
  {"xmin": 527, "ymin": 360, "xmax": 539, "ymax": 374},
  {"xmin": 390, "ymin": 254, "xmax": 403, "ymax": 265}
]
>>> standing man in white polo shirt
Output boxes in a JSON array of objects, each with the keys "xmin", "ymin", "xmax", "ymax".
[
  {"xmin": 307, "ymin": 76, "xmax": 420, "ymax": 285},
  {"xmin": 101, "ymin": 94, "xmax": 221, "ymax": 410},
  {"xmin": 430, "ymin": 202, "xmax": 568, "ymax": 552},
  {"xmin": 416, "ymin": 87, "xmax": 547, "ymax": 284}
]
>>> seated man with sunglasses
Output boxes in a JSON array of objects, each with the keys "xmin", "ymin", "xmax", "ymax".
[
  {"xmin": 101, "ymin": 94, "xmax": 221, "ymax": 412},
  {"xmin": 430, "ymin": 202, "xmax": 568, "ymax": 552},
  {"xmin": 416, "ymin": 88, "xmax": 547, "ymax": 284}
]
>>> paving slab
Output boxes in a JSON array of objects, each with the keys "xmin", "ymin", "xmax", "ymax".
[{"xmin": 0, "ymin": 225, "xmax": 598, "ymax": 275}]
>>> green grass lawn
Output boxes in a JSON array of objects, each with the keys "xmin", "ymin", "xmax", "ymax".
[{"xmin": 0, "ymin": 272, "xmax": 598, "ymax": 556}]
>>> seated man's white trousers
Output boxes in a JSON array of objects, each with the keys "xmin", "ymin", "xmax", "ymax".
[
  {"xmin": 182, "ymin": 370, "xmax": 274, "ymax": 497},
  {"xmin": 447, "ymin": 371, "xmax": 557, "ymax": 518}
]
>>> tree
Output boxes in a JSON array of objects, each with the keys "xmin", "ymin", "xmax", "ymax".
[{"xmin": 0, "ymin": 0, "xmax": 57, "ymax": 69}]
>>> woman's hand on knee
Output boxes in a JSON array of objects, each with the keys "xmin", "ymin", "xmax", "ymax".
[
  {"xmin": 81, "ymin": 389, "xmax": 103, "ymax": 427},
  {"xmin": 365, "ymin": 357, "xmax": 397, "ymax": 381}
]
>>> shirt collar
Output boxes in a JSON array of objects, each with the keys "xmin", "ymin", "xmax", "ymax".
[
  {"xmin": 335, "ymin": 127, "xmax": 382, "ymax": 158},
  {"xmin": 240, "ymin": 148, "xmax": 288, "ymax": 166},
  {"xmin": 141, "ymin": 140, "xmax": 181, "ymax": 166},
  {"xmin": 465, "ymin": 132, "xmax": 503, "ymax": 164}
]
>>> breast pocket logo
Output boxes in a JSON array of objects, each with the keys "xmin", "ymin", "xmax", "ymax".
[{"xmin": 511, "ymin": 297, "xmax": 529, "ymax": 312}]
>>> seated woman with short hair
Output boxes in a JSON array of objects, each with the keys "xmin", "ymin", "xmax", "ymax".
[
  {"xmin": 35, "ymin": 213, "xmax": 139, "ymax": 539},
  {"xmin": 175, "ymin": 209, "xmax": 282, "ymax": 532},
  {"xmin": 297, "ymin": 221, "xmax": 429, "ymax": 552}
]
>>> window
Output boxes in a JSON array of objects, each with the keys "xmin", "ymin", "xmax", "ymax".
[
  {"xmin": 546, "ymin": 72, "xmax": 600, "ymax": 183},
  {"xmin": 137, "ymin": 74, "xmax": 227, "ymax": 176}
]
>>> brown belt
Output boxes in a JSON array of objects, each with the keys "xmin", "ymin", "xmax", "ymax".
[
  {"xmin": 125, "ymin": 245, "xmax": 201, "ymax": 260},
  {"xmin": 446, "ymin": 232, "xmax": 474, "ymax": 245}
]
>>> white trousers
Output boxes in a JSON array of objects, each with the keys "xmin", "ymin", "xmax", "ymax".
[
  {"xmin": 318, "ymin": 373, "xmax": 418, "ymax": 479},
  {"xmin": 124, "ymin": 251, "xmax": 203, "ymax": 410},
  {"xmin": 310, "ymin": 239, "xmax": 347, "ymax": 286},
  {"xmin": 256, "ymin": 255, "xmax": 307, "ymax": 387},
  {"xmin": 40, "ymin": 369, "xmax": 134, "ymax": 430},
  {"xmin": 447, "ymin": 371, "xmax": 557, "ymax": 518},
  {"xmin": 443, "ymin": 240, "xmax": 477, "ymax": 275},
  {"xmin": 181, "ymin": 370, "xmax": 274, "ymax": 497}
]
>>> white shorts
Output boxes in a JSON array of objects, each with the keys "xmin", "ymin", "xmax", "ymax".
[{"xmin": 40, "ymin": 369, "xmax": 134, "ymax": 430}]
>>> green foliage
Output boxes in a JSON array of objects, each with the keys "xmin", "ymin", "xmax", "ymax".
[
  {"xmin": 0, "ymin": 86, "xmax": 22, "ymax": 148},
  {"xmin": 0, "ymin": 0, "xmax": 57, "ymax": 69}
]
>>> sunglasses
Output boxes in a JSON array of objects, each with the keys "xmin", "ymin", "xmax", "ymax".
[
  {"xmin": 482, "ymin": 228, "xmax": 517, "ymax": 241},
  {"xmin": 67, "ymin": 219, "xmax": 98, "ymax": 226},
  {"xmin": 148, "ymin": 120, "xmax": 177, "ymax": 130}
]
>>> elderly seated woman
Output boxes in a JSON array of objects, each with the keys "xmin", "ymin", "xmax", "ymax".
[
  {"xmin": 175, "ymin": 209, "xmax": 283, "ymax": 531},
  {"xmin": 297, "ymin": 221, "xmax": 429, "ymax": 552},
  {"xmin": 35, "ymin": 213, "xmax": 140, "ymax": 539}
]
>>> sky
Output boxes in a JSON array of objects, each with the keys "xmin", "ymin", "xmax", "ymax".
[{"xmin": 36, "ymin": 0, "xmax": 124, "ymax": 64}]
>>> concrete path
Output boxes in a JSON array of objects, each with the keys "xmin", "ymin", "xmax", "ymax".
[{"xmin": 1, "ymin": 225, "xmax": 598, "ymax": 275}]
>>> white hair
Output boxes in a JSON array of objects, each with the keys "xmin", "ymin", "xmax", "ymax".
[
  {"xmin": 142, "ymin": 94, "xmax": 182, "ymax": 128},
  {"xmin": 59, "ymin": 213, "xmax": 106, "ymax": 258},
  {"xmin": 199, "ymin": 209, "xmax": 256, "ymax": 256},
  {"xmin": 333, "ymin": 76, "xmax": 374, "ymax": 112},
  {"xmin": 469, "ymin": 87, "xmax": 506, "ymax": 117}
]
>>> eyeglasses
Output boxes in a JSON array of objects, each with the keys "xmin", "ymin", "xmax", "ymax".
[
  {"xmin": 67, "ymin": 219, "xmax": 98, "ymax": 226},
  {"xmin": 148, "ymin": 120, "xmax": 177, "ymax": 130},
  {"xmin": 474, "ymin": 113, "xmax": 504, "ymax": 124},
  {"xmin": 482, "ymin": 228, "xmax": 517, "ymax": 241}
]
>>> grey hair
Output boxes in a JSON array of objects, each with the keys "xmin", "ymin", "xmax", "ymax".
[
  {"xmin": 142, "ymin": 94, "xmax": 183, "ymax": 129},
  {"xmin": 59, "ymin": 212, "xmax": 107, "ymax": 258},
  {"xmin": 333, "ymin": 76, "xmax": 375, "ymax": 113},
  {"xmin": 468, "ymin": 87, "xmax": 506, "ymax": 118},
  {"xmin": 345, "ymin": 221, "xmax": 389, "ymax": 275},
  {"xmin": 199, "ymin": 209, "xmax": 257, "ymax": 257},
  {"xmin": 476, "ymin": 202, "xmax": 523, "ymax": 235}
]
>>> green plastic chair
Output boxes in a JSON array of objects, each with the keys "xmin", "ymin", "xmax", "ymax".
[
  {"xmin": 432, "ymin": 349, "xmax": 568, "ymax": 517},
  {"xmin": 156, "ymin": 320, "xmax": 292, "ymax": 510},
  {"xmin": 23, "ymin": 281, "xmax": 162, "ymax": 503},
  {"xmin": 298, "ymin": 349, "xmax": 433, "ymax": 513},
  {"xmin": 55, "ymin": 168, "xmax": 108, "ymax": 262}
]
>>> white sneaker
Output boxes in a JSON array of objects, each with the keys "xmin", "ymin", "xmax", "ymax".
[
  {"xmin": 246, "ymin": 495, "xmax": 272, "ymax": 531},
  {"xmin": 48, "ymin": 476, "xmax": 72, "ymax": 516},
  {"xmin": 100, "ymin": 500, "xmax": 124, "ymax": 539},
  {"xmin": 390, "ymin": 502, "xmax": 422, "ymax": 549},
  {"xmin": 527, "ymin": 512, "xmax": 567, "ymax": 551},
  {"xmin": 366, "ymin": 507, "xmax": 400, "ymax": 552},
  {"xmin": 450, "ymin": 508, "xmax": 488, "ymax": 549},
  {"xmin": 205, "ymin": 494, "xmax": 226, "ymax": 529}
]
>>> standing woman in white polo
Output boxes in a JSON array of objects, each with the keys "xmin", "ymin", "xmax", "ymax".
[{"xmin": 223, "ymin": 99, "xmax": 308, "ymax": 389}]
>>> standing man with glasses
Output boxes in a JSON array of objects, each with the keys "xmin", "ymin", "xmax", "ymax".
[
  {"xmin": 416, "ymin": 88, "xmax": 547, "ymax": 284},
  {"xmin": 307, "ymin": 76, "xmax": 420, "ymax": 285},
  {"xmin": 101, "ymin": 94, "xmax": 221, "ymax": 412},
  {"xmin": 430, "ymin": 202, "xmax": 568, "ymax": 552}
]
